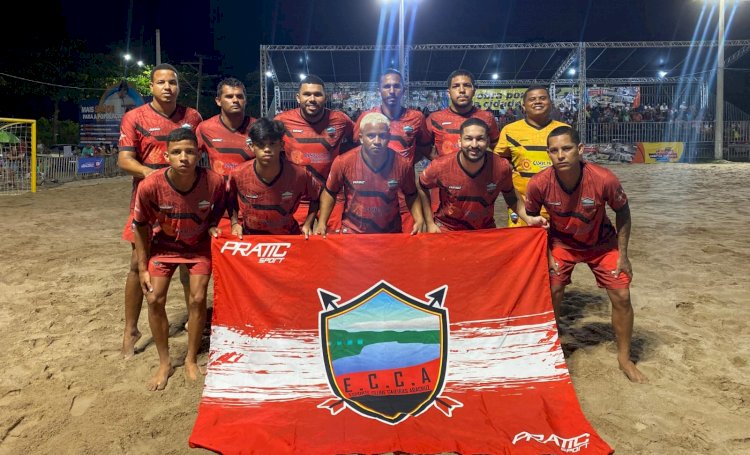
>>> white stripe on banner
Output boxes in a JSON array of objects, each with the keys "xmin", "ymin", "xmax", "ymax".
[{"xmin": 203, "ymin": 315, "xmax": 566, "ymax": 404}]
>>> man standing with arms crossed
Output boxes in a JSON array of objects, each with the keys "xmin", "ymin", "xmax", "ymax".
[
  {"xmin": 494, "ymin": 86, "xmax": 567, "ymax": 227},
  {"xmin": 525, "ymin": 126, "xmax": 647, "ymax": 383},
  {"xmin": 316, "ymin": 113, "xmax": 424, "ymax": 236},
  {"xmin": 354, "ymin": 69, "xmax": 431, "ymax": 232},
  {"xmin": 133, "ymin": 128, "xmax": 225, "ymax": 390},
  {"xmin": 417, "ymin": 118, "xmax": 544, "ymax": 232},
  {"xmin": 118, "ymin": 63, "xmax": 202, "ymax": 359},
  {"xmin": 275, "ymin": 75, "xmax": 354, "ymax": 232}
]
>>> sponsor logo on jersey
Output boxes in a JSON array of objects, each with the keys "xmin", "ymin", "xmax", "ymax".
[
  {"xmin": 198, "ymin": 200, "xmax": 211, "ymax": 210},
  {"xmin": 246, "ymin": 138, "xmax": 253, "ymax": 147},
  {"xmin": 486, "ymin": 183, "xmax": 497, "ymax": 193},
  {"xmin": 148, "ymin": 127, "xmax": 161, "ymax": 132},
  {"xmin": 441, "ymin": 122, "xmax": 452, "ymax": 125},
  {"xmin": 281, "ymin": 191, "xmax": 293, "ymax": 199},
  {"xmin": 448, "ymin": 185, "xmax": 462, "ymax": 190},
  {"xmin": 158, "ymin": 204, "xmax": 173, "ymax": 210},
  {"xmin": 181, "ymin": 123, "xmax": 193, "ymax": 129},
  {"xmin": 387, "ymin": 179, "xmax": 399, "ymax": 189},
  {"xmin": 548, "ymin": 201, "xmax": 562, "ymax": 206},
  {"xmin": 512, "ymin": 431, "xmax": 590, "ymax": 453},
  {"xmin": 326, "ymin": 126, "xmax": 336, "ymax": 136},
  {"xmin": 353, "ymin": 180, "xmax": 366, "ymax": 185},
  {"xmin": 220, "ymin": 241, "xmax": 292, "ymax": 264},
  {"xmin": 403, "ymin": 125, "xmax": 414, "ymax": 135},
  {"xmin": 212, "ymin": 138, "xmax": 224, "ymax": 142},
  {"xmin": 245, "ymin": 193, "xmax": 260, "ymax": 199},
  {"xmin": 581, "ymin": 197, "xmax": 595, "ymax": 207},
  {"xmin": 532, "ymin": 160, "xmax": 551, "ymax": 166},
  {"xmin": 292, "ymin": 129, "xmax": 304, "ymax": 133}
]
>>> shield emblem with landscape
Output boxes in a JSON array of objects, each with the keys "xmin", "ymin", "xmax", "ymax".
[{"xmin": 320, "ymin": 281, "xmax": 448, "ymax": 424}]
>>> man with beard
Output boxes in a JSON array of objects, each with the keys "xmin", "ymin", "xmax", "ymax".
[
  {"xmin": 417, "ymin": 118, "xmax": 545, "ymax": 232},
  {"xmin": 275, "ymin": 75, "xmax": 353, "ymax": 232},
  {"xmin": 493, "ymin": 86, "xmax": 567, "ymax": 227},
  {"xmin": 426, "ymin": 70, "xmax": 499, "ymax": 158}
]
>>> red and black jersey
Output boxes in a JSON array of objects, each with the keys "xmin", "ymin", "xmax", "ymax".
[
  {"xmin": 133, "ymin": 167, "xmax": 226, "ymax": 258},
  {"xmin": 228, "ymin": 158, "xmax": 322, "ymax": 235},
  {"xmin": 353, "ymin": 106, "xmax": 431, "ymax": 166},
  {"xmin": 425, "ymin": 107, "xmax": 500, "ymax": 157},
  {"xmin": 119, "ymin": 103, "xmax": 202, "ymax": 166},
  {"xmin": 325, "ymin": 146, "xmax": 417, "ymax": 234},
  {"xmin": 525, "ymin": 162, "xmax": 628, "ymax": 250},
  {"xmin": 196, "ymin": 114, "xmax": 256, "ymax": 176},
  {"xmin": 274, "ymin": 108, "xmax": 354, "ymax": 184},
  {"xmin": 419, "ymin": 152, "xmax": 513, "ymax": 231}
]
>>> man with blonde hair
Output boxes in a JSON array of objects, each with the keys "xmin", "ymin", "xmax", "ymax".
[{"xmin": 317, "ymin": 112, "xmax": 424, "ymax": 235}]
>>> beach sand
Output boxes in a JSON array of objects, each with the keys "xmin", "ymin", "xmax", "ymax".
[{"xmin": 0, "ymin": 163, "xmax": 748, "ymax": 454}]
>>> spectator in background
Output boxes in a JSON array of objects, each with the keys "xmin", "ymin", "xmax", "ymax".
[{"xmin": 81, "ymin": 144, "xmax": 94, "ymax": 157}]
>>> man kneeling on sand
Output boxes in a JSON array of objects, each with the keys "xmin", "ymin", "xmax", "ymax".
[{"xmin": 133, "ymin": 127, "xmax": 226, "ymax": 391}]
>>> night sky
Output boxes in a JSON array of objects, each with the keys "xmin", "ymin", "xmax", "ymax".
[
  {"xmin": 2, "ymin": 0, "xmax": 749, "ymax": 119},
  {"xmin": 53, "ymin": 0, "xmax": 750, "ymax": 76}
]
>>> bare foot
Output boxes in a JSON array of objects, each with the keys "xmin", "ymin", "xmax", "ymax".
[
  {"xmin": 185, "ymin": 361, "xmax": 207, "ymax": 382},
  {"xmin": 121, "ymin": 330, "xmax": 142, "ymax": 360},
  {"xmin": 146, "ymin": 364, "xmax": 175, "ymax": 391},
  {"xmin": 619, "ymin": 359, "xmax": 648, "ymax": 384}
]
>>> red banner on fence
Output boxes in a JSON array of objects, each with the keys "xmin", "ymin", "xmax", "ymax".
[{"xmin": 189, "ymin": 228, "xmax": 612, "ymax": 455}]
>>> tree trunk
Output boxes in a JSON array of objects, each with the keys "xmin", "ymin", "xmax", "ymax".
[{"xmin": 52, "ymin": 98, "xmax": 60, "ymax": 144}]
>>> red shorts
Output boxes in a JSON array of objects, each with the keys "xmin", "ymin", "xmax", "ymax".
[
  {"xmin": 121, "ymin": 212, "xmax": 136, "ymax": 243},
  {"xmin": 549, "ymin": 245, "xmax": 631, "ymax": 289},
  {"xmin": 148, "ymin": 255, "xmax": 212, "ymax": 277}
]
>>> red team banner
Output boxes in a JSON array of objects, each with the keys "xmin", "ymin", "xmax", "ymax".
[{"xmin": 189, "ymin": 228, "xmax": 613, "ymax": 454}]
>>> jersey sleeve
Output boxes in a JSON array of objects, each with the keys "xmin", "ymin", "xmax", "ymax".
[
  {"xmin": 400, "ymin": 162, "xmax": 418, "ymax": 196},
  {"xmin": 497, "ymin": 158, "xmax": 515, "ymax": 193},
  {"xmin": 305, "ymin": 167, "xmax": 324, "ymax": 201},
  {"xmin": 418, "ymin": 159, "xmax": 439, "ymax": 190},
  {"xmin": 325, "ymin": 156, "xmax": 345, "ymax": 195},
  {"xmin": 133, "ymin": 178, "xmax": 157, "ymax": 225},
  {"xmin": 603, "ymin": 170, "xmax": 628, "ymax": 212},
  {"xmin": 118, "ymin": 111, "xmax": 139, "ymax": 153},
  {"xmin": 493, "ymin": 126, "xmax": 511, "ymax": 158},
  {"xmin": 524, "ymin": 176, "xmax": 543, "ymax": 217},
  {"xmin": 487, "ymin": 115, "xmax": 501, "ymax": 146}
]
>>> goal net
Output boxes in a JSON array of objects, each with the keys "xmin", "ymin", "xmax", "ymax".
[{"xmin": 0, "ymin": 118, "xmax": 37, "ymax": 195}]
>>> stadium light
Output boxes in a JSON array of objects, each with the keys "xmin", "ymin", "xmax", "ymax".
[
  {"xmin": 658, "ymin": 70, "xmax": 668, "ymax": 78},
  {"xmin": 379, "ymin": 0, "xmax": 422, "ymax": 83},
  {"xmin": 568, "ymin": 68, "xmax": 577, "ymax": 76},
  {"xmin": 491, "ymin": 73, "xmax": 499, "ymax": 80},
  {"xmin": 265, "ymin": 71, "xmax": 273, "ymax": 78},
  {"xmin": 299, "ymin": 73, "xmax": 307, "ymax": 81},
  {"xmin": 123, "ymin": 53, "xmax": 132, "ymax": 62},
  {"xmin": 136, "ymin": 60, "xmax": 143, "ymax": 67}
]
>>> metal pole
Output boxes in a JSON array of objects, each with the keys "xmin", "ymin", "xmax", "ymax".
[
  {"xmin": 714, "ymin": 0, "xmax": 725, "ymax": 160},
  {"xmin": 399, "ymin": 0, "xmax": 405, "ymax": 76},
  {"xmin": 155, "ymin": 29, "xmax": 162, "ymax": 65}
]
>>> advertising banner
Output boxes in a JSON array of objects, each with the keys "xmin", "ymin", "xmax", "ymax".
[
  {"xmin": 76, "ymin": 156, "xmax": 105, "ymax": 174},
  {"xmin": 79, "ymin": 81, "xmax": 145, "ymax": 145}
]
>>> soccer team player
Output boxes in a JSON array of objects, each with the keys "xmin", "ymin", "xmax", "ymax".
[
  {"xmin": 493, "ymin": 86, "xmax": 568, "ymax": 227},
  {"xmin": 227, "ymin": 118, "xmax": 322, "ymax": 237},
  {"xmin": 117, "ymin": 63, "xmax": 202, "ymax": 360},
  {"xmin": 525, "ymin": 126, "xmax": 647, "ymax": 383},
  {"xmin": 316, "ymin": 112, "xmax": 425, "ymax": 235},
  {"xmin": 115, "ymin": 67, "xmax": 645, "ymax": 387},
  {"xmin": 132, "ymin": 127, "xmax": 226, "ymax": 391},
  {"xmin": 354, "ymin": 69, "xmax": 432, "ymax": 232},
  {"xmin": 418, "ymin": 118, "xmax": 545, "ymax": 232},
  {"xmin": 275, "ymin": 75, "xmax": 354, "ymax": 232}
]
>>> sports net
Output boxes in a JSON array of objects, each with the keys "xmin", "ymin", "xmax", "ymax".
[{"xmin": 0, "ymin": 118, "xmax": 36, "ymax": 195}]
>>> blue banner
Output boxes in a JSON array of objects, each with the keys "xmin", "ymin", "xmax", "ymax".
[{"xmin": 77, "ymin": 157, "xmax": 105, "ymax": 174}]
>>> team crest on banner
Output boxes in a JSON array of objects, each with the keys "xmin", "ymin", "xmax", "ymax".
[{"xmin": 316, "ymin": 281, "xmax": 461, "ymax": 424}]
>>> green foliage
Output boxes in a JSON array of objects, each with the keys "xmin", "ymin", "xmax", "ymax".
[
  {"xmin": 37, "ymin": 117, "xmax": 79, "ymax": 146},
  {"xmin": 327, "ymin": 330, "xmax": 440, "ymax": 361}
]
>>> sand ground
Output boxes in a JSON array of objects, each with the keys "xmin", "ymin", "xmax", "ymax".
[{"xmin": 0, "ymin": 163, "xmax": 748, "ymax": 454}]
